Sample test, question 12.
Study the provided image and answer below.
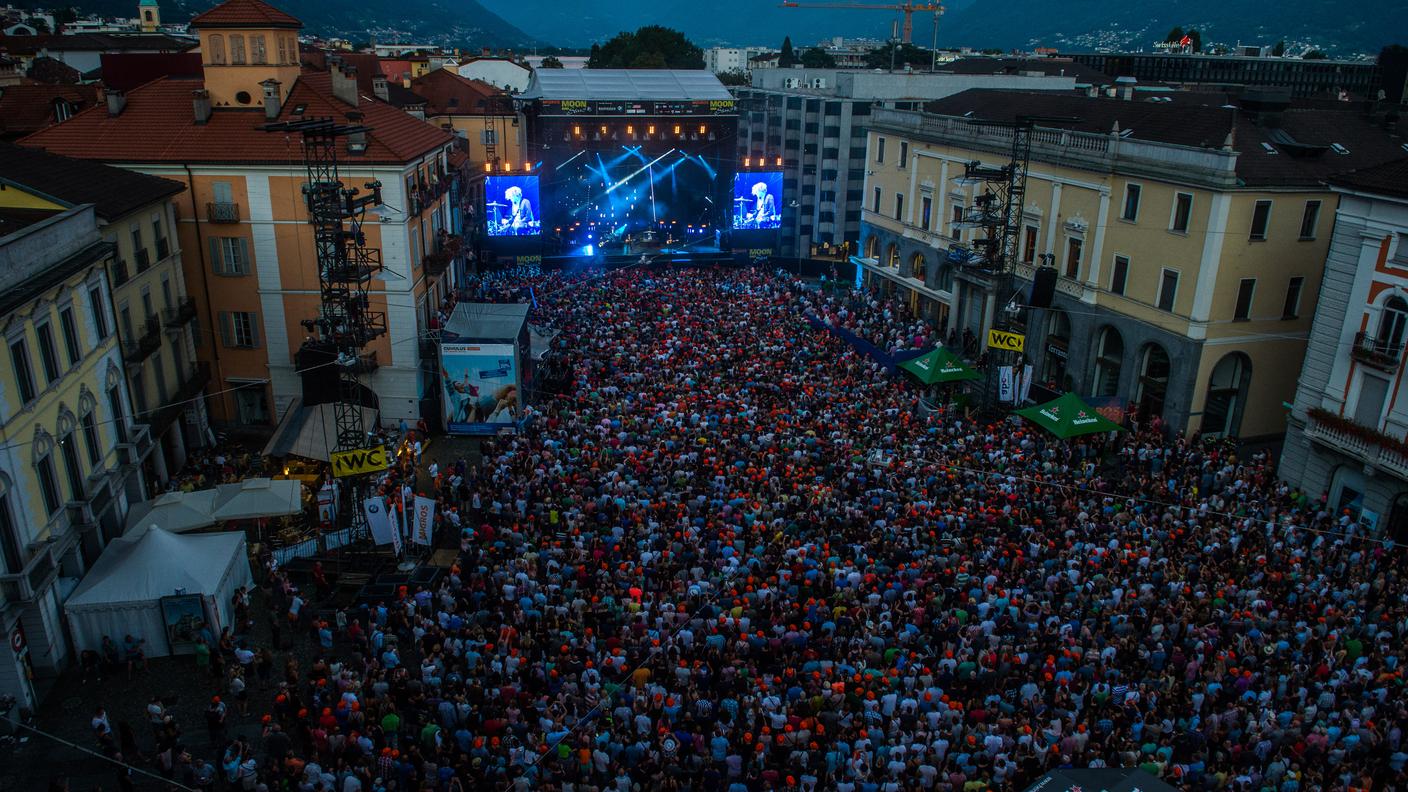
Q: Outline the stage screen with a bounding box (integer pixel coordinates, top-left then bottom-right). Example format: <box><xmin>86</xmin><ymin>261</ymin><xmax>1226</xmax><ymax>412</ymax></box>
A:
<box><xmin>441</xmin><ymin>343</ymin><xmax>521</xmax><ymax>433</ymax></box>
<box><xmin>485</xmin><ymin>175</ymin><xmax>541</xmax><ymax>237</ymax></box>
<box><xmin>731</xmin><ymin>171</ymin><xmax>783</xmax><ymax>230</ymax></box>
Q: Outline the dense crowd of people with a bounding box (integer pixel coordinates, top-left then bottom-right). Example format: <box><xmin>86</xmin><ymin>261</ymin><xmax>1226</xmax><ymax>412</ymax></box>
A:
<box><xmin>78</xmin><ymin>265</ymin><xmax>1407</xmax><ymax>792</ymax></box>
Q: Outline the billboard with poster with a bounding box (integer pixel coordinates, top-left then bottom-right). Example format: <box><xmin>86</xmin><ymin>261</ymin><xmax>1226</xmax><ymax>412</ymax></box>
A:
<box><xmin>441</xmin><ymin>342</ymin><xmax>521</xmax><ymax>434</ymax></box>
<box><xmin>485</xmin><ymin>175</ymin><xmax>541</xmax><ymax>237</ymax></box>
<box><xmin>731</xmin><ymin>171</ymin><xmax>783</xmax><ymax>230</ymax></box>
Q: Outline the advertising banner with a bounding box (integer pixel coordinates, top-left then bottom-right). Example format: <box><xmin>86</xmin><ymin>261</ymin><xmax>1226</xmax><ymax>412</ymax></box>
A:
<box><xmin>330</xmin><ymin>445</ymin><xmax>389</xmax><ymax>477</ymax></box>
<box><xmin>363</xmin><ymin>496</ymin><xmax>395</xmax><ymax>546</ymax></box>
<box><xmin>411</xmin><ymin>495</ymin><xmax>436</xmax><ymax>546</ymax></box>
<box><xmin>998</xmin><ymin>366</ymin><xmax>1015</xmax><ymax>402</ymax></box>
<box><xmin>441</xmin><ymin>343</ymin><xmax>520</xmax><ymax>434</ymax></box>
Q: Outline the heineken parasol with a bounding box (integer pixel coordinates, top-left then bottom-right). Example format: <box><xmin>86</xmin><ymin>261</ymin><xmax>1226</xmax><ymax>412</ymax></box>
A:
<box><xmin>898</xmin><ymin>347</ymin><xmax>980</xmax><ymax>385</ymax></box>
<box><xmin>1014</xmin><ymin>392</ymin><xmax>1125</xmax><ymax>438</ymax></box>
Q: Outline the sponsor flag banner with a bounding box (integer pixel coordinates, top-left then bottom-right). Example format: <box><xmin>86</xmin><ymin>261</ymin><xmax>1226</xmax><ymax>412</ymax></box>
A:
<box><xmin>412</xmin><ymin>496</ymin><xmax>436</xmax><ymax>546</ymax></box>
<box><xmin>998</xmin><ymin>366</ymin><xmax>1015</xmax><ymax>402</ymax></box>
<box><xmin>363</xmin><ymin>497</ymin><xmax>394</xmax><ymax>546</ymax></box>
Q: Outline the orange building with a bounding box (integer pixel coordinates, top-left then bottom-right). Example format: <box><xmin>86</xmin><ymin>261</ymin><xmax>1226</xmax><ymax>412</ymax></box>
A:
<box><xmin>23</xmin><ymin>0</ymin><xmax>466</xmax><ymax>429</ymax></box>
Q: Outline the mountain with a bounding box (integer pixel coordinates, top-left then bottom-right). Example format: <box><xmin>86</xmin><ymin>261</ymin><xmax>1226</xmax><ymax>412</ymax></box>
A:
<box><xmin>481</xmin><ymin>0</ymin><xmax>1401</xmax><ymax>56</ymax></box>
<box><xmin>20</xmin><ymin>0</ymin><xmax>540</xmax><ymax>48</ymax></box>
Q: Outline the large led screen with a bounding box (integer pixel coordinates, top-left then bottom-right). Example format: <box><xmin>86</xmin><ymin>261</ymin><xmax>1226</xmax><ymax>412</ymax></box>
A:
<box><xmin>731</xmin><ymin>171</ymin><xmax>783</xmax><ymax>230</ymax></box>
<box><xmin>441</xmin><ymin>343</ymin><xmax>521</xmax><ymax>433</ymax></box>
<box><xmin>485</xmin><ymin>175</ymin><xmax>541</xmax><ymax>237</ymax></box>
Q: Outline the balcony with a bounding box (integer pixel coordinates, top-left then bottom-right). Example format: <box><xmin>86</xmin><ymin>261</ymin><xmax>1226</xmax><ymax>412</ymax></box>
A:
<box><xmin>135</xmin><ymin>247</ymin><xmax>151</xmax><ymax>273</ymax></box>
<box><xmin>163</xmin><ymin>296</ymin><xmax>198</xmax><ymax>329</ymax></box>
<box><xmin>0</xmin><ymin>527</ymin><xmax>70</xmax><ymax>606</ymax></box>
<box><xmin>116</xmin><ymin>422</ymin><xmax>154</xmax><ymax>468</ymax></box>
<box><xmin>146</xmin><ymin>362</ymin><xmax>211</xmax><ymax>436</ymax></box>
<box><xmin>1305</xmin><ymin>407</ymin><xmax>1408</xmax><ymax>482</ymax></box>
<box><xmin>1351</xmin><ymin>331</ymin><xmax>1402</xmax><ymax>372</ymax></box>
<box><xmin>122</xmin><ymin>316</ymin><xmax>162</xmax><ymax>364</ymax></box>
<box><xmin>207</xmin><ymin>201</ymin><xmax>241</xmax><ymax>224</ymax></box>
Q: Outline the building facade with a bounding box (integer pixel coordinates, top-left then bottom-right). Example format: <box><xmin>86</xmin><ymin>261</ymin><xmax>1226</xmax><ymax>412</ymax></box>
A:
<box><xmin>1279</xmin><ymin>160</ymin><xmax>1408</xmax><ymax>538</ymax></box>
<box><xmin>704</xmin><ymin>47</ymin><xmax>776</xmax><ymax>75</ymax></box>
<box><xmin>0</xmin><ymin>205</ymin><xmax>135</xmax><ymax>712</ymax></box>
<box><xmin>23</xmin><ymin>0</ymin><xmax>463</xmax><ymax>431</ymax></box>
<box><xmin>1067</xmin><ymin>51</ymin><xmax>1385</xmax><ymax>99</ymax></box>
<box><xmin>734</xmin><ymin>68</ymin><xmax>1079</xmax><ymax>257</ymax></box>
<box><xmin>858</xmin><ymin>90</ymin><xmax>1408</xmax><ymax>440</ymax></box>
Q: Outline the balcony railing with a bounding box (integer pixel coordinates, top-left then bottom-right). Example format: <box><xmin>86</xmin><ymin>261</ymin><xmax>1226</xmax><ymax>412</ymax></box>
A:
<box><xmin>122</xmin><ymin>316</ymin><xmax>163</xmax><ymax>363</ymax></box>
<box><xmin>207</xmin><ymin>201</ymin><xmax>241</xmax><ymax>224</ymax></box>
<box><xmin>1305</xmin><ymin>408</ymin><xmax>1408</xmax><ymax>482</ymax></box>
<box><xmin>1351</xmin><ymin>331</ymin><xmax>1403</xmax><ymax>372</ymax></box>
<box><xmin>163</xmin><ymin>296</ymin><xmax>198</xmax><ymax>329</ymax></box>
<box><xmin>146</xmin><ymin>362</ymin><xmax>211</xmax><ymax>436</ymax></box>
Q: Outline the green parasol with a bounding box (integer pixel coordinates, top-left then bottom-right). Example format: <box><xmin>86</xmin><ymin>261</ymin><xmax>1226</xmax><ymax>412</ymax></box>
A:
<box><xmin>1014</xmin><ymin>392</ymin><xmax>1126</xmax><ymax>438</ymax></box>
<box><xmin>898</xmin><ymin>347</ymin><xmax>981</xmax><ymax>385</ymax></box>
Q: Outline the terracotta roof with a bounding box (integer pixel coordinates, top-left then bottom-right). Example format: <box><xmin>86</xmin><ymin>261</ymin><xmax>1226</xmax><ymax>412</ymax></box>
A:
<box><xmin>0</xmin><ymin>142</ymin><xmax>184</xmax><ymax>220</ymax></box>
<box><xmin>411</xmin><ymin>69</ymin><xmax>510</xmax><ymax>116</ymax></box>
<box><xmin>0</xmin><ymin>34</ymin><xmax>51</xmax><ymax>58</ymax></box>
<box><xmin>0</xmin><ymin>83</ymin><xmax>99</xmax><ymax>140</ymax></box>
<box><xmin>20</xmin><ymin>72</ymin><xmax>452</xmax><ymax>165</ymax></box>
<box><xmin>39</xmin><ymin>33</ymin><xmax>195</xmax><ymax>52</ymax></box>
<box><xmin>1330</xmin><ymin>157</ymin><xmax>1408</xmax><ymax>200</ymax></box>
<box><xmin>26</xmin><ymin>55</ymin><xmax>81</xmax><ymax>85</ymax></box>
<box><xmin>189</xmin><ymin>0</ymin><xmax>302</xmax><ymax>30</ymax></box>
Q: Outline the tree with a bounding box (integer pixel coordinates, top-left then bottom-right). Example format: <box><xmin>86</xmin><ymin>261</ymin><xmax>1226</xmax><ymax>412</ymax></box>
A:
<box><xmin>23</xmin><ymin>16</ymin><xmax>51</xmax><ymax>34</ymax></box>
<box><xmin>779</xmin><ymin>36</ymin><xmax>797</xmax><ymax>68</ymax></box>
<box><xmin>800</xmin><ymin>47</ymin><xmax>836</xmax><ymax>68</ymax></box>
<box><xmin>1380</xmin><ymin>44</ymin><xmax>1408</xmax><ymax>103</ymax></box>
<box><xmin>1187</xmin><ymin>29</ymin><xmax>1202</xmax><ymax>52</ymax></box>
<box><xmin>865</xmin><ymin>42</ymin><xmax>931</xmax><ymax>70</ymax></box>
<box><xmin>539</xmin><ymin>55</ymin><xmax>565</xmax><ymax>69</ymax></box>
<box><xmin>717</xmin><ymin>69</ymin><xmax>751</xmax><ymax>86</ymax></box>
<box><xmin>1305</xmin><ymin>49</ymin><xmax>1328</xmax><ymax>60</ymax></box>
<box><xmin>1165</xmin><ymin>26</ymin><xmax>1184</xmax><ymax>43</ymax></box>
<box><xmin>1273</xmin><ymin>40</ymin><xmax>1286</xmax><ymax>56</ymax></box>
<box><xmin>586</xmin><ymin>26</ymin><xmax>704</xmax><ymax>69</ymax></box>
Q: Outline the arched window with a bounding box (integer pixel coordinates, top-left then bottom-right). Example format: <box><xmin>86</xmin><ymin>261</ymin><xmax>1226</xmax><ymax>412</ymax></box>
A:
<box><xmin>1377</xmin><ymin>296</ymin><xmax>1408</xmax><ymax>352</ymax></box>
<box><xmin>1042</xmin><ymin>309</ymin><xmax>1071</xmax><ymax>387</ymax></box>
<box><xmin>209</xmin><ymin>34</ymin><xmax>226</xmax><ymax>65</ymax></box>
<box><xmin>145</xmin><ymin>9</ymin><xmax>153</xmax><ymax>21</ymax></box>
<box><xmin>31</xmin><ymin>427</ymin><xmax>61</xmax><ymax>517</ymax></box>
<box><xmin>1092</xmin><ymin>326</ymin><xmax>1124</xmax><ymax>397</ymax></box>
<box><xmin>910</xmin><ymin>252</ymin><xmax>927</xmax><ymax>282</ymax></box>
<box><xmin>936</xmin><ymin>265</ymin><xmax>953</xmax><ymax>293</ymax></box>
<box><xmin>1203</xmin><ymin>353</ymin><xmax>1251</xmax><ymax>438</ymax></box>
<box><xmin>864</xmin><ymin>236</ymin><xmax>879</xmax><ymax>259</ymax></box>
<box><xmin>79</xmin><ymin>386</ymin><xmax>101</xmax><ymax>467</ymax></box>
<box><xmin>886</xmin><ymin>244</ymin><xmax>899</xmax><ymax>269</ymax></box>
<box><xmin>0</xmin><ymin>471</ymin><xmax>22</xmax><ymax>575</ymax></box>
<box><xmin>1136</xmin><ymin>344</ymin><xmax>1171</xmax><ymax>423</ymax></box>
<box><xmin>230</xmin><ymin>34</ymin><xmax>246</xmax><ymax>65</ymax></box>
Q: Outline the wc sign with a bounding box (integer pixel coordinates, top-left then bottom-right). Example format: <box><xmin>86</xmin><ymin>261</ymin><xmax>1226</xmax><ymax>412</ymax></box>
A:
<box><xmin>331</xmin><ymin>445</ymin><xmax>390</xmax><ymax>477</ymax></box>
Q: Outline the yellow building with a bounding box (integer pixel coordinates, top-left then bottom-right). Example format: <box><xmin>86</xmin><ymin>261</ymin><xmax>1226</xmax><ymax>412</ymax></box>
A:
<box><xmin>858</xmin><ymin>89</ymin><xmax>1408</xmax><ymax>439</ymax></box>
<box><xmin>0</xmin><ymin>204</ymin><xmax>131</xmax><ymax>711</ymax></box>
<box><xmin>400</xmin><ymin>68</ymin><xmax>524</xmax><ymax>170</ymax></box>
<box><xmin>0</xmin><ymin>144</ymin><xmax>209</xmax><ymax>492</ymax></box>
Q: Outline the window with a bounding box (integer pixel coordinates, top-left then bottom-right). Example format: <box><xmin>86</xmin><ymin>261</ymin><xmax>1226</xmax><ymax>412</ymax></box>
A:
<box><xmin>153</xmin><ymin>215</ymin><xmax>169</xmax><ymax>260</ymax></box>
<box><xmin>82</xmin><ymin>410</ymin><xmax>100</xmax><ymax>467</ymax></box>
<box><xmin>480</xmin><ymin>129</ymin><xmax>498</xmax><ymax>145</ymax></box>
<box><xmin>220</xmin><ymin>311</ymin><xmax>260</xmax><ymax>348</ymax></box>
<box><xmin>1136</xmin><ymin>345</ymin><xmax>1171</xmax><ymax>421</ymax></box>
<box><xmin>37</xmin><ymin>323</ymin><xmax>60</xmax><ymax>383</ymax></box>
<box><xmin>1378</xmin><ymin>297</ymin><xmax>1408</xmax><ymax>352</ymax></box>
<box><xmin>1121</xmin><ymin>184</ymin><xmax>1141</xmax><ymax>221</ymax></box>
<box><xmin>910</xmin><ymin>253</ymin><xmax>927</xmax><ymax>282</ymax></box>
<box><xmin>1171</xmin><ymin>192</ymin><xmax>1193</xmax><ymax>233</ymax></box>
<box><xmin>876</xmin><ymin>137</ymin><xmax>885</xmax><ymax>164</ymax></box>
<box><xmin>1250</xmin><ymin>200</ymin><xmax>1272</xmax><ymax>240</ymax></box>
<box><xmin>1158</xmin><ymin>269</ymin><xmax>1179</xmax><ymax>312</ymax></box>
<box><xmin>108</xmin><ymin>385</ymin><xmax>127</xmax><ymax>445</ymax></box>
<box><xmin>37</xmin><ymin>456</ymin><xmax>61</xmax><ymax>516</ymax></box>
<box><xmin>60</xmin><ymin>307</ymin><xmax>81</xmax><ymax>365</ymax></box>
<box><xmin>1110</xmin><ymin>255</ymin><xmax>1129</xmax><ymax>295</ymax></box>
<box><xmin>61</xmin><ymin>432</ymin><xmax>84</xmax><ymax>501</ymax></box>
<box><xmin>210</xmin><ymin>237</ymin><xmax>250</xmax><ymax>276</ymax></box>
<box><xmin>276</xmin><ymin>34</ymin><xmax>289</xmax><ymax>65</ymax></box>
<box><xmin>872</xmin><ymin>187</ymin><xmax>881</xmax><ymax>213</ymax></box>
<box><xmin>90</xmin><ymin>286</ymin><xmax>109</xmax><ymax>338</ymax></box>
<box><xmin>1283</xmin><ymin>277</ymin><xmax>1304</xmax><ymax>319</ymax></box>
<box><xmin>1064</xmin><ymin>237</ymin><xmax>1082</xmax><ymax>279</ymax></box>
<box><xmin>1092</xmin><ymin>327</ymin><xmax>1124</xmax><ymax>397</ymax></box>
<box><xmin>951</xmin><ymin>204</ymin><xmax>964</xmax><ymax>236</ymax></box>
<box><xmin>894</xmin><ymin>193</ymin><xmax>904</xmax><ymax>221</ymax></box>
<box><xmin>1299</xmin><ymin>200</ymin><xmax>1321</xmax><ymax>240</ymax></box>
<box><xmin>898</xmin><ymin>141</ymin><xmax>908</xmax><ymax>167</ymax></box>
<box><xmin>1023</xmin><ymin>226</ymin><xmax>1039</xmax><ymax>264</ymax></box>
<box><xmin>209</xmin><ymin>34</ymin><xmax>226</xmax><ymax>65</ymax></box>
<box><xmin>1203</xmin><ymin>354</ymin><xmax>1250</xmax><ymax>437</ymax></box>
<box><xmin>0</xmin><ymin>490</ymin><xmax>22</xmax><ymax>574</ymax></box>
<box><xmin>1234</xmin><ymin>278</ymin><xmax>1255</xmax><ymax>320</ymax></box>
<box><xmin>230</xmin><ymin>34</ymin><xmax>246</xmax><ymax>64</ymax></box>
<box><xmin>131</xmin><ymin>224</ymin><xmax>146</xmax><ymax>271</ymax></box>
<box><xmin>132</xmin><ymin>375</ymin><xmax>146</xmax><ymax>413</ymax></box>
<box><xmin>10</xmin><ymin>338</ymin><xmax>35</xmax><ymax>404</ymax></box>
<box><xmin>920</xmin><ymin>196</ymin><xmax>932</xmax><ymax>231</ymax></box>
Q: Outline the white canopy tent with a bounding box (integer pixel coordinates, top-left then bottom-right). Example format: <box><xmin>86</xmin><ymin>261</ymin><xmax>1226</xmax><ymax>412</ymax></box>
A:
<box><xmin>65</xmin><ymin>528</ymin><xmax>254</xmax><ymax>657</ymax></box>
<box><xmin>212</xmin><ymin>478</ymin><xmax>303</xmax><ymax>522</ymax></box>
<box><xmin>123</xmin><ymin>490</ymin><xmax>220</xmax><ymax>535</ymax></box>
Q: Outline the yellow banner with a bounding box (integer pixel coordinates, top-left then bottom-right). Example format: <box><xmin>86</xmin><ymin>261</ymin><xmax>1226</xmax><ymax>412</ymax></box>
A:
<box><xmin>987</xmin><ymin>329</ymin><xmax>1026</xmax><ymax>353</ymax></box>
<box><xmin>330</xmin><ymin>445</ymin><xmax>390</xmax><ymax>478</ymax></box>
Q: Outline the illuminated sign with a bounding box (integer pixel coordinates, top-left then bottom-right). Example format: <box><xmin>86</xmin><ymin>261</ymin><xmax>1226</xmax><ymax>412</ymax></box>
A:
<box><xmin>987</xmin><ymin>329</ymin><xmax>1025</xmax><ymax>352</ymax></box>
<box><xmin>331</xmin><ymin>445</ymin><xmax>390</xmax><ymax>477</ymax></box>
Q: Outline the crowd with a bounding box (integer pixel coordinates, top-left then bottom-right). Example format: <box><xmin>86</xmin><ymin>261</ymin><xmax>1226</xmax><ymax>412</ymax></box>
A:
<box><xmin>77</xmin><ymin>265</ymin><xmax>1407</xmax><ymax>792</ymax></box>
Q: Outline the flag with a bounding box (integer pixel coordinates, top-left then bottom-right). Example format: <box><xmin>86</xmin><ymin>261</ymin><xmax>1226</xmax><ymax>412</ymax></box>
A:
<box><xmin>998</xmin><ymin>366</ymin><xmax>1015</xmax><ymax>402</ymax></box>
<box><xmin>363</xmin><ymin>497</ymin><xmax>394</xmax><ymax>546</ymax></box>
<box><xmin>412</xmin><ymin>496</ymin><xmax>436</xmax><ymax>546</ymax></box>
<box><xmin>1019</xmin><ymin>363</ymin><xmax>1034</xmax><ymax>403</ymax></box>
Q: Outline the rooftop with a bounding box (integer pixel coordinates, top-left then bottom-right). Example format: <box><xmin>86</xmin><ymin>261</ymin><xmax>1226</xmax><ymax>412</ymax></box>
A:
<box><xmin>38</xmin><ymin>33</ymin><xmax>195</xmax><ymax>52</ymax></box>
<box><xmin>0</xmin><ymin>206</ymin><xmax>61</xmax><ymax>237</ymax></box>
<box><xmin>0</xmin><ymin>83</ymin><xmax>99</xmax><ymax>140</ymax></box>
<box><xmin>521</xmin><ymin>69</ymin><xmax>732</xmax><ymax>102</ymax></box>
<box><xmin>0</xmin><ymin>142</ymin><xmax>185</xmax><ymax>220</ymax></box>
<box><xmin>189</xmin><ymin>0</ymin><xmax>302</xmax><ymax>30</ymax></box>
<box><xmin>1330</xmin><ymin>157</ymin><xmax>1408</xmax><ymax>200</ymax></box>
<box><xmin>410</xmin><ymin>69</ymin><xmax>511</xmax><ymax>116</ymax></box>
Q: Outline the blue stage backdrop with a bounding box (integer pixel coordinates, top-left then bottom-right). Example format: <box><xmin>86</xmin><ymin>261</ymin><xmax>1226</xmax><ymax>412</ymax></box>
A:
<box><xmin>731</xmin><ymin>172</ymin><xmax>783</xmax><ymax>230</ymax></box>
<box><xmin>486</xmin><ymin>175</ymin><xmax>542</xmax><ymax>237</ymax></box>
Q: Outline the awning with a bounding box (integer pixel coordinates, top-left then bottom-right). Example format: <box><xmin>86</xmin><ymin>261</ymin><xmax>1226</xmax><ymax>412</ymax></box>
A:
<box><xmin>261</xmin><ymin>399</ymin><xmax>380</xmax><ymax>462</ymax></box>
<box><xmin>1015</xmin><ymin>391</ymin><xmax>1125</xmax><ymax>438</ymax></box>
<box><xmin>211</xmin><ymin>478</ymin><xmax>304</xmax><ymax>521</ymax></box>
<box><xmin>1022</xmin><ymin>768</ymin><xmax>1178</xmax><ymax>792</ymax></box>
<box><xmin>898</xmin><ymin>346</ymin><xmax>980</xmax><ymax>384</ymax></box>
<box><xmin>123</xmin><ymin>489</ymin><xmax>219</xmax><ymax>535</ymax></box>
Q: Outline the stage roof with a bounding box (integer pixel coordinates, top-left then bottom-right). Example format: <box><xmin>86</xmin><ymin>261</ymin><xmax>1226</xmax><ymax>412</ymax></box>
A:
<box><xmin>521</xmin><ymin>69</ymin><xmax>732</xmax><ymax>102</ymax></box>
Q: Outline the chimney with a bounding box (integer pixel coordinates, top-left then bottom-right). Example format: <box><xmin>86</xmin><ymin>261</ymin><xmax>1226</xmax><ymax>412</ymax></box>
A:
<box><xmin>372</xmin><ymin>73</ymin><xmax>389</xmax><ymax>102</ymax></box>
<box><xmin>1086</xmin><ymin>85</ymin><xmax>1098</xmax><ymax>98</ymax></box>
<box><xmin>106</xmin><ymin>88</ymin><xmax>126</xmax><ymax>116</ymax></box>
<box><xmin>345</xmin><ymin>111</ymin><xmax>367</xmax><ymax>154</ymax></box>
<box><xmin>192</xmin><ymin>88</ymin><xmax>212</xmax><ymax>124</ymax></box>
<box><xmin>261</xmin><ymin>79</ymin><xmax>282</xmax><ymax>120</ymax></box>
<box><xmin>331</xmin><ymin>62</ymin><xmax>359</xmax><ymax>107</ymax></box>
<box><xmin>1116</xmin><ymin>75</ymin><xmax>1137</xmax><ymax>101</ymax></box>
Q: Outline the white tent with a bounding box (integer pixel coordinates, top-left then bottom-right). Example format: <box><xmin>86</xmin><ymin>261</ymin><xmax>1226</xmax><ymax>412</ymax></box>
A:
<box><xmin>123</xmin><ymin>490</ymin><xmax>220</xmax><ymax>535</ymax></box>
<box><xmin>212</xmin><ymin>478</ymin><xmax>304</xmax><ymax>522</ymax></box>
<box><xmin>65</xmin><ymin>528</ymin><xmax>254</xmax><ymax>657</ymax></box>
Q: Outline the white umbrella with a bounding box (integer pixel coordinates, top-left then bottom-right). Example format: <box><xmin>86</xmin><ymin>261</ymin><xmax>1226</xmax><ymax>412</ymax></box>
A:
<box><xmin>123</xmin><ymin>490</ymin><xmax>220</xmax><ymax>535</ymax></box>
<box><xmin>212</xmin><ymin>478</ymin><xmax>304</xmax><ymax>522</ymax></box>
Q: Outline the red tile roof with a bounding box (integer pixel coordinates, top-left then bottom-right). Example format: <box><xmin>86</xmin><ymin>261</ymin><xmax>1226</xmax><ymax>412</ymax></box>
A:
<box><xmin>20</xmin><ymin>72</ymin><xmax>452</xmax><ymax>165</ymax></box>
<box><xmin>410</xmin><ymin>69</ymin><xmax>512</xmax><ymax>116</ymax></box>
<box><xmin>0</xmin><ymin>83</ymin><xmax>99</xmax><ymax>140</ymax></box>
<box><xmin>189</xmin><ymin>0</ymin><xmax>301</xmax><ymax>29</ymax></box>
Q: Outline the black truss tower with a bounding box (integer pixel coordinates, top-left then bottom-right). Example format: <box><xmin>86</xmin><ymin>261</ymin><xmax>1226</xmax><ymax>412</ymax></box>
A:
<box><xmin>266</xmin><ymin>118</ymin><xmax>385</xmax><ymax>538</ymax></box>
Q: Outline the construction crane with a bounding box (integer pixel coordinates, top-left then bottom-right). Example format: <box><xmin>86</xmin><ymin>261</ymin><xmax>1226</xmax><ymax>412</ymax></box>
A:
<box><xmin>778</xmin><ymin>1</ymin><xmax>942</xmax><ymax>44</ymax></box>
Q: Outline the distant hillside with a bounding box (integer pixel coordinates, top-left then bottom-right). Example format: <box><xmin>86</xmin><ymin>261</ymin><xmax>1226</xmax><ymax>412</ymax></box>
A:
<box><xmin>15</xmin><ymin>0</ymin><xmax>540</xmax><ymax>49</ymax></box>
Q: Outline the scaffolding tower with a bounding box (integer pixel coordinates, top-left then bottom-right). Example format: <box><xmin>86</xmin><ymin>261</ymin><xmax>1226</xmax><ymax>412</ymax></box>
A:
<box><xmin>265</xmin><ymin>117</ymin><xmax>386</xmax><ymax>539</ymax></box>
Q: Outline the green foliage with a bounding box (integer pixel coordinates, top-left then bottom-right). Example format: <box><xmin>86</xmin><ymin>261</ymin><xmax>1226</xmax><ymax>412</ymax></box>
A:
<box><xmin>1187</xmin><ymin>29</ymin><xmax>1202</xmax><ymax>52</ymax></box>
<box><xmin>1305</xmin><ymin>49</ymin><xmax>1328</xmax><ymax>59</ymax></box>
<box><xmin>1273</xmin><ymin>40</ymin><xmax>1286</xmax><ymax>56</ymax></box>
<box><xmin>539</xmin><ymin>55</ymin><xmax>565</xmax><ymax>69</ymax></box>
<box><xmin>587</xmin><ymin>25</ymin><xmax>705</xmax><ymax>69</ymax></box>
<box><xmin>779</xmin><ymin>36</ymin><xmax>797</xmax><ymax>68</ymax></box>
<box><xmin>799</xmin><ymin>47</ymin><xmax>836</xmax><ymax>68</ymax></box>
<box><xmin>1165</xmin><ymin>26</ymin><xmax>1184</xmax><ymax>43</ymax></box>
<box><xmin>865</xmin><ymin>42</ymin><xmax>931</xmax><ymax>70</ymax></box>
<box><xmin>716</xmin><ymin>69</ymin><xmax>751</xmax><ymax>86</ymax></box>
